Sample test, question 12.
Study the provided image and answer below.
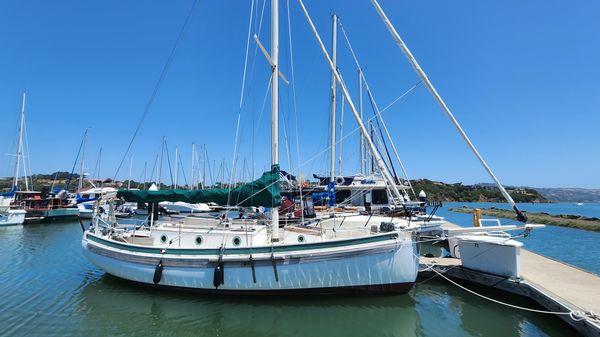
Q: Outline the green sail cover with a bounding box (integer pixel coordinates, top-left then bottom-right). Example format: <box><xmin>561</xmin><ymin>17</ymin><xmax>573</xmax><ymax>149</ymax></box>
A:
<box><xmin>117</xmin><ymin>167</ymin><xmax>281</xmax><ymax>207</ymax></box>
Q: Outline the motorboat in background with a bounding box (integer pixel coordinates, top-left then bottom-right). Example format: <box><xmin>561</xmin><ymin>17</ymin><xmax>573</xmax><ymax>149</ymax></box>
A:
<box><xmin>0</xmin><ymin>208</ymin><xmax>26</xmax><ymax>227</ymax></box>
<box><xmin>0</xmin><ymin>195</ymin><xmax>26</xmax><ymax>226</ymax></box>
<box><xmin>76</xmin><ymin>187</ymin><xmax>117</xmax><ymax>219</ymax></box>
<box><xmin>15</xmin><ymin>191</ymin><xmax>79</xmax><ymax>223</ymax></box>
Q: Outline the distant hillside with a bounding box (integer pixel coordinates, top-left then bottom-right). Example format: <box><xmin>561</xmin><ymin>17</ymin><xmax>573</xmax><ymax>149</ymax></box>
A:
<box><xmin>536</xmin><ymin>188</ymin><xmax>600</xmax><ymax>203</ymax></box>
<box><xmin>411</xmin><ymin>179</ymin><xmax>549</xmax><ymax>203</ymax></box>
<box><xmin>0</xmin><ymin>171</ymin><xmax>81</xmax><ymax>192</ymax></box>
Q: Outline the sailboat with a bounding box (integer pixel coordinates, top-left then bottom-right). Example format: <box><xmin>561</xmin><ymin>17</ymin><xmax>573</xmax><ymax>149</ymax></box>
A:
<box><xmin>1</xmin><ymin>93</ymin><xmax>28</xmax><ymax>227</ymax></box>
<box><xmin>81</xmin><ymin>0</ymin><xmax>423</xmax><ymax>294</ymax></box>
<box><xmin>6</xmin><ymin>95</ymin><xmax>80</xmax><ymax>223</ymax></box>
<box><xmin>82</xmin><ymin>0</ymin><xmax>532</xmax><ymax>294</ymax></box>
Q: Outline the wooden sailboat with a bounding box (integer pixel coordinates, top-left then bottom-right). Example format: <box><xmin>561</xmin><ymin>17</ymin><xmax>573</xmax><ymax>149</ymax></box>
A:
<box><xmin>81</xmin><ymin>0</ymin><xmax>421</xmax><ymax>295</ymax></box>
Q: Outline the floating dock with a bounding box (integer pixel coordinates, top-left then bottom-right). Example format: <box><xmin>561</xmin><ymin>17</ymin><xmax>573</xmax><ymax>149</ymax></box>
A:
<box><xmin>419</xmin><ymin>221</ymin><xmax>600</xmax><ymax>336</ymax></box>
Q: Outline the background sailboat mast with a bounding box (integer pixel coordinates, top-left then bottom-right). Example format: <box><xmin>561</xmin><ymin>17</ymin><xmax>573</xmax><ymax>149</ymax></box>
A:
<box><xmin>190</xmin><ymin>143</ymin><xmax>195</xmax><ymax>190</ymax></box>
<box><xmin>202</xmin><ymin>144</ymin><xmax>206</xmax><ymax>188</ymax></box>
<box><xmin>358</xmin><ymin>70</ymin><xmax>365</xmax><ymax>175</ymax></box>
<box><xmin>329</xmin><ymin>13</ymin><xmax>338</xmax><ymax>184</ymax></box>
<box><xmin>13</xmin><ymin>92</ymin><xmax>26</xmax><ymax>190</ymax></box>
<box><xmin>174</xmin><ymin>146</ymin><xmax>179</xmax><ymax>189</ymax></box>
<box><xmin>127</xmin><ymin>154</ymin><xmax>133</xmax><ymax>190</ymax></box>
<box><xmin>158</xmin><ymin>137</ymin><xmax>165</xmax><ymax>189</ymax></box>
<box><xmin>142</xmin><ymin>161</ymin><xmax>147</xmax><ymax>190</ymax></box>
<box><xmin>297</xmin><ymin>0</ymin><xmax>404</xmax><ymax>203</ymax></box>
<box><xmin>270</xmin><ymin>0</ymin><xmax>279</xmax><ymax>241</ymax></box>
<box><xmin>370</xmin><ymin>0</ymin><xmax>526</xmax><ymax>221</ymax></box>
<box><xmin>78</xmin><ymin>130</ymin><xmax>87</xmax><ymax>190</ymax></box>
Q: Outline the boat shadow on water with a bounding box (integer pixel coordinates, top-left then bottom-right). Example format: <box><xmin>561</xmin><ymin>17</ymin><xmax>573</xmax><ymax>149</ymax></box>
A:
<box><xmin>78</xmin><ymin>273</ymin><xmax>420</xmax><ymax>337</ymax></box>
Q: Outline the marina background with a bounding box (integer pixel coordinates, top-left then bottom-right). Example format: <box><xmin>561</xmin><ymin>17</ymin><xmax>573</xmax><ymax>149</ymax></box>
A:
<box><xmin>2</xmin><ymin>202</ymin><xmax>597</xmax><ymax>336</ymax></box>
<box><xmin>1</xmin><ymin>0</ymin><xmax>599</xmax><ymax>188</ymax></box>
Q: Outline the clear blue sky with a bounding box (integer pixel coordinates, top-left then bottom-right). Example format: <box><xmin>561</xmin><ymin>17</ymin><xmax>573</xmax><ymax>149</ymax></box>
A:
<box><xmin>1</xmin><ymin>0</ymin><xmax>599</xmax><ymax>188</ymax></box>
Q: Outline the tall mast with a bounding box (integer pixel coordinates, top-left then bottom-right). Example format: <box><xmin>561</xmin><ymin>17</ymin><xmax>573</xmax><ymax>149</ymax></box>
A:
<box><xmin>142</xmin><ymin>161</ymin><xmax>147</xmax><ymax>190</ymax></box>
<box><xmin>270</xmin><ymin>0</ymin><xmax>280</xmax><ymax>241</ymax></box>
<box><xmin>202</xmin><ymin>144</ymin><xmax>206</xmax><ymax>189</ymax></box>
<box><xmin>78</xmin><ymin>130</ymin><xmax>87</xmax><ymax>190</ymax></box>
<box><xmin>338</xmin><ymin>97</ymin><xmax>344</xmax><ymax>176</ymax></box>
<box><xmin>174</xmin><ymin>146</ymin><xmax>179</xmax><ymax>189</ymax></box>
<box><xmin>369</xmin><ymin>121</ymin><xmax>375</xmax><ymax>174</ymax></box>
<box><xmin>13</xmin><ymin>92</ymin><xmax>26</xmax><ymax>189</ymax></box>
<box><xmin>329</xmin><ymin>13</ymin><xmax>338</xmax><ymax>183</ymax></box>
<box><xmin>127</xmin><ymin>153</ymin><xmax>133</xmax><ymax>190</ymax></box>
<box><xmin>370</xmin><ymin>0</ymin><xmax>526</xmax><ymax>221</ymax></box>
<box><xmin>96</xmin><ymin>147</ymin><xmax>103</xmax><ymax>184</ymax></box>
<box><xmin>190</xmin><ymin>143</ymin><xmax>196</xmax><ymax>190</ymax></box>
<box><xmin>158</xmin><ymin>137</ymin><xmax>165</xmax><ymax>189</ymax></box>
<box><xmin>358</xmin><ymin>69</ymin><xmax>365</xmax><ymax>174</ymax></box>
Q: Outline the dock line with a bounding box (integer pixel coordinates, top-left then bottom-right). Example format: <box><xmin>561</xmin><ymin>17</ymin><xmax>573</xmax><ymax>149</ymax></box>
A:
<box><xmin>421</xmin><ymin>259</ymin><xmax>598</xmax><ymax>323</ymax></box>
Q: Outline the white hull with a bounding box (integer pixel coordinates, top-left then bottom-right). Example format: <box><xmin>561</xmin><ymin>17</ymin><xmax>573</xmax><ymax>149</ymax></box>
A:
<box><xmin>82</xmin><ymin>232</ymin><xmax>418</xmax><ymax>294</ymax></box>
<box><xmin>78</xmin><ymin>203</ymin><xmax>94</xmax><ymax>219</ymax></box>
<box><xmin>0</xmin><ymin>209</ymin><xmax>26</xmax><ymax>226</ymax></box>
<box><xmin>160</xmin><ymin>201</ymin><xmax>211</xmax><ymax>213</ymax></box>
<box><xmin>79</xmin><ymin>210</ymin><xmax>93</xmax><ymax>219</ymax></box>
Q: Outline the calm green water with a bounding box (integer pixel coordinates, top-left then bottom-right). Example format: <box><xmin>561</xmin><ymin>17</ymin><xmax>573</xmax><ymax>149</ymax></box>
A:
<box><xmin>1</xmin><ymin>221</ymin><xmax>576</xmax><ymax>337</ymax></box>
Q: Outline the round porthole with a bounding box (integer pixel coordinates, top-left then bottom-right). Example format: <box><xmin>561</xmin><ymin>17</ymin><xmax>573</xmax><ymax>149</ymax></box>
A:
<box><xmin>297</xmin><ymin>235</ymin><xmax>305</xmax><ymax>243</ymax></box>
<box><xmin>195</xmin><ymin>236</ymin><xmax>203</xmax><ymax>245</ymax></box>
<box><xmin>232</xmin><ymin>236</ymin><xmax>242</xmax><ymax>246</ymax></box>
<box><xmin>160</xmin><ymin>235</ymin><xmax>168</xmax><ymax>243</ymax></box>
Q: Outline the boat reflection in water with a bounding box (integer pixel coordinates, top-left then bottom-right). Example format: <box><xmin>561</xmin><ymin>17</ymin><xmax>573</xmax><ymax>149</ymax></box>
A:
<box><xmin>75</xmin><ymin>273</ymin><xmax>576</xmax><ymax>337</ymax></box>
<box><xmin>78</xmin><ymin>274</ymin><xmax>419</xmax><ymax>337</ymax></box>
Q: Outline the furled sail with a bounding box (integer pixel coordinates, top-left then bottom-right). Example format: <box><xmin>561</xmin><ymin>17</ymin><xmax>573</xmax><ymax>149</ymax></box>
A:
<box><xmin>116</xmin><ymin>166</ymin><xmax>281</xmax><ymax>207</ymax></box>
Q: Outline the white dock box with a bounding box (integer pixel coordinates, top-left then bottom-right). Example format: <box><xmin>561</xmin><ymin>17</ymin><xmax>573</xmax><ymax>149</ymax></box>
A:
<box><xmin>456</xmin><ymin>235</ymin><xmax>523</xmax><ymax>278</ymax></box>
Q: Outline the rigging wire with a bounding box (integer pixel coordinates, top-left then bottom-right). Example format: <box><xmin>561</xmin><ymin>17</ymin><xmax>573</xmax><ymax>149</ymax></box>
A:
<box><xmin>279</xmin><ymin>89</ymin><xmax>293</xmax><ymax>171</ymax></box>
<box><xmin>295</xmin><ymin>82</ymin><xmax>421</xmax><ymax>181</ymax></box>
<box><xmin>177</xmin><ymin>151</ymin><xmax>188</xmax><ymax>187</ymax></box>
<box><xmin>164</xmin><ymin>139</ymin><xmax>175</xmax><ymax>188</ymax></box>
<box><xmin>228</xmin><ymin>0</ymin><xmax>255</xmax><ymax>206</ymax></box>
<box><xmin>366</xmin><ymin>87</ymin><xmax>399</xmax><ymax>183</ymax></box>
<box><xmin>250</xmin><ymin>0</ymin><xmax>268</xmax><ymax>182</ymax></box>
<box><xmin>149</xmin><ymin>154</ymin><xmax>158</xmax><ymax>187</ymax></box>
<box><xmin>338</xmin><ymin>18</ymin><xmax>417</xmax><ymax>198</ymax></box>
<box><xmin>22</xmin><ymin>117</ymin><xmax>34</xmax><ymax>190</ymax></box>
<box><xmin>380</xmin><ymin>82</ymin><xmax>422</xmax><ymax>114</ymax></box>
<box><xmin>205</xmin><ymin>147</ymin><xmax>213</xmax><ymax>187</ymax></box>
<box><xmin>113</xmin><ymin>0</ymin><xmax>199</xmax><ymax>181</ymax></box>
<box><xmin>3</xmin><ymin>107</ymin><xmax>20</xmax><ymax>180</ymax></box>
<box><xmin>286</xmin><ymin>0</ymin><xmax>305</xmax><ymax>223</ymax></box>
<box><xmin>65</xmin><ymin>129</ymin><xmax>88</xmax><ymax>191</ymax></box>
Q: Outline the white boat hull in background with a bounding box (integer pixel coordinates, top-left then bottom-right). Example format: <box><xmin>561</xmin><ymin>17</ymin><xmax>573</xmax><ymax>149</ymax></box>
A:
<box><xmin>0</xmin><ymin>209</ymin><xmax>26</xmax><ymax>226</ymax></box>
<box><xmin>78</xmin><ymin>203</ymin><xmax>94</xmax><ymax>219</ymax></box>
<box><xmin>160</xmin><ymin>201</ymin><xmax>211</xmax><ymax>213</ymax></box>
